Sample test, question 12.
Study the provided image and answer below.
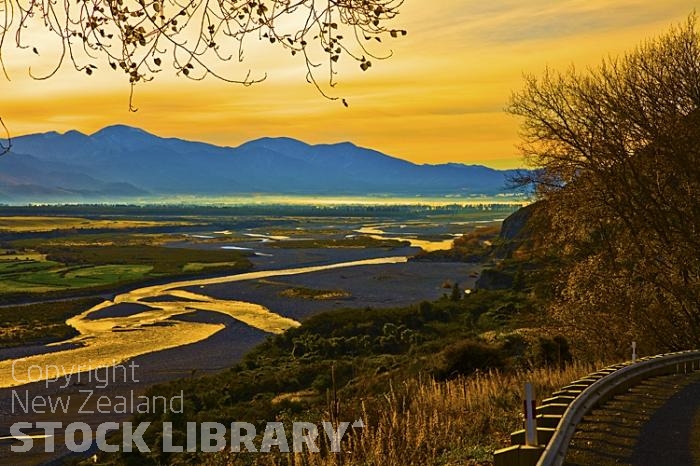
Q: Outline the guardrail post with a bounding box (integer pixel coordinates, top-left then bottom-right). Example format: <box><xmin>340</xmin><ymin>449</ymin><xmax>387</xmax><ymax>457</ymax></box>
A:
<box><xmin>525</xmin><ymin>382</ymin><xmax>538</xmax><ymax>446</ymax></box>
<box><xmin>632</xmin><ymin>341</ymin><xmax>637</xmax><ymax>362</ymax></box>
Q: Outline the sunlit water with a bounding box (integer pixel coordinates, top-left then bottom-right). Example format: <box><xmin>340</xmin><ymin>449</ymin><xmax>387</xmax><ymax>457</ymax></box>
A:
<box><xmin>355</xmin><ymin>226</ymin><xmax>458</xmax><ymax>252</ymax></box>
<box><xmin>0</xmin><ymin>256</ymin><xmax>408</xmax><ymax>388</ymax></box>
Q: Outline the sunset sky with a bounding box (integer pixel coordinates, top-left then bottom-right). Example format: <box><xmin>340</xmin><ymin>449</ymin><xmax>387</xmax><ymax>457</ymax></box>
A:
<box><xmin>1</xmin><ymin>0</ymin><xmax>697</xmax><ymax>168</ymax></box>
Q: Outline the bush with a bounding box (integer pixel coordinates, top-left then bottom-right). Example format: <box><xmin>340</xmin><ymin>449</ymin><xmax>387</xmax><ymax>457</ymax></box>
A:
<box><xmin>531</xmin><ymin>335</ymin><xmax>573</xmax><ymax>369</ymax></box>
<box><xmin>433</xmin><ymin>340</ymin><xmax>505</xmax><ymax>380</ymax></box>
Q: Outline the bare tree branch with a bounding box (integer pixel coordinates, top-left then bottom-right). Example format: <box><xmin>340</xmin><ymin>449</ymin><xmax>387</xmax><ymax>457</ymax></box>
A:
<box><xmin>0</xmin><ymin>117</ymin><xmax>10</xmax><ymax>156</ymax></box>
<box><xmin>0</xmin><ymin>0</ymin><xmax>406</xmax><ymax>109</ymax></box>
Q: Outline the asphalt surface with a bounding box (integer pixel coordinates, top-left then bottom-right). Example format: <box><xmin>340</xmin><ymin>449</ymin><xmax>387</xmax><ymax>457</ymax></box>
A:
<box><xmin>565</xmin><ymin>370</ymin><xmax>700</xmax><ymax>466</ymax></box>
<box><xmin>629</xmin><ymin>372</ymin><xmax>700</xmax><ymax>466</ymax></box>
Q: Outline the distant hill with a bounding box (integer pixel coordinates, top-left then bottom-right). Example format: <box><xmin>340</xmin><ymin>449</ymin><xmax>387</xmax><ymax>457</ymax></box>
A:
<box><xmin>0</xmin><ymin>125</ymin><xmax>520</xmax><ymax>202</ymax></box>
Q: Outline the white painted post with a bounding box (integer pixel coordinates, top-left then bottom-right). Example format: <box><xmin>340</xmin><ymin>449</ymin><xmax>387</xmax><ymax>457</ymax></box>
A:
<box><xmin>524</xmin><ymin>382</ymin><xmax>538</xmax><ymax>446</ymax></box>
<box><xmin>632</xmin><ymin>341</ymin><xmax>637</xmax><ymax>362</ymax></box>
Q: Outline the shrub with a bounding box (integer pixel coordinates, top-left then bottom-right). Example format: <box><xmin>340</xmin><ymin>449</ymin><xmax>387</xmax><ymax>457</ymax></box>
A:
<box><xmin>531</xmin><ymin>335</ymin><xmax>573</xmax><ymax>369</ymax></box>
<box><xmin>433</xmin><ymin>340</ymin><xmax>505</xmax><ymax>380</ymax></box>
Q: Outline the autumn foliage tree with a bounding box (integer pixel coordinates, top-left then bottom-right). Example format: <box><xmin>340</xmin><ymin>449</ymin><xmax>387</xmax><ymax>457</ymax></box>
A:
<box><xmin>508</xmin><ymin>14</ymin><xmax>700</xmax><ymax>358</ymax></box>
<box><xmin>0</xmin><ymin>0</ymin><xmax>405</xmax><ymax>110</ymax></box>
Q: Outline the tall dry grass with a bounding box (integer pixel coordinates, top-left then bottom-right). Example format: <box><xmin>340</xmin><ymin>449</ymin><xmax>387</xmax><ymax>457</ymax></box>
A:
<box><xmin>206</xmin><ymin>362</ymin><xmax>598</xmax><ymax>466</ymax></box>
<box><xmin>341</xmin><ymin>362</ymin><xmax>597</xmax><ymax>465</ymax></box>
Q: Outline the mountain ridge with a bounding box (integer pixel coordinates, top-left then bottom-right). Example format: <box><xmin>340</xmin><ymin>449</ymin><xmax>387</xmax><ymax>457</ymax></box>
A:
<box><xmin>0</xmin><ymin>125</ymin><xmax>520</xmax><ymax>202</ymax></box>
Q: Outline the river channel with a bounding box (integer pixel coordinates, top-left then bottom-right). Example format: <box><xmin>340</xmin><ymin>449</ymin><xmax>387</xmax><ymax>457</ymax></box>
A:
<box><xmin>0</xmin><ymin>256</ymin><xmax>408</xmax><ymax>389</ymax></box>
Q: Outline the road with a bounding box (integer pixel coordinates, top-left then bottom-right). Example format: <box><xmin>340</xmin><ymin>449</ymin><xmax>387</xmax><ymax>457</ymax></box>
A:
<box><xmin>565</xmin><ymin>370</ymin><xmax>700</xmax><ymax>466</ymax></box>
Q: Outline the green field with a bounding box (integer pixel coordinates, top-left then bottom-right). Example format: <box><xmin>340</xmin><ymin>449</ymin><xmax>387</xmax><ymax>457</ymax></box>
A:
<box><xmin>0</xmin><ymin>244</ymin><xmax>251</xmax><ymax>298</ymax></box>
<box><xmin>0</xmin><ymin>263</ymin><xmax>153</xmax><ymax>293</ymax></box>
<box><xmin>182</xmin><ymin>261</ymin><xmax>242</xmax><ymax>272</ymax></box>
<box><xmin>0</xmin><ymin>216</ymin><xmax>196</xmax><ymax>232</ymax></box>
<box><xmin>278</xmin><ymin>286</ymin><xmax>351</xmax><ymax>300</ymax></box>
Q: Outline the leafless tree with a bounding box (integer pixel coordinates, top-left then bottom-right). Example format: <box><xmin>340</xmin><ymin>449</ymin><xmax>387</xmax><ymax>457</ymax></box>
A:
<box><xmin>508</xmin><ymin>13</ymin><xmax>700</xmax><ymax>356</ymax></box>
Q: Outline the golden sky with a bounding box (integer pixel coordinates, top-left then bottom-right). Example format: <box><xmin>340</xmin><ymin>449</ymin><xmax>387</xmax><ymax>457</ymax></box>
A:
<box><xmin>1</xmin><ymin>0</ymin><xmax>697</xmax><ymax>168</ymax></box>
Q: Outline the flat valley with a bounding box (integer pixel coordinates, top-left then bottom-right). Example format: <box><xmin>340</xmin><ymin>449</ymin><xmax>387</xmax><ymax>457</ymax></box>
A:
<box><xmin>0</xmin><ymin>202</ymin><xmax>516</xmax><ymax>464</ymax></box>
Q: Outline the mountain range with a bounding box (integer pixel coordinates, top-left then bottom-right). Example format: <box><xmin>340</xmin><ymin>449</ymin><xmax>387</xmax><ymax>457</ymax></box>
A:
<box><xmin>0</xmin><ymin>125</ymin><xmax>519</xmax><ymax>202</ymax></box>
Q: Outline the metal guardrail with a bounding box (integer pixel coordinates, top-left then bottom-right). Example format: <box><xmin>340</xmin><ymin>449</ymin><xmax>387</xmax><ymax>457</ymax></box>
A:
<box><xmin>537</xmin><ymin>350</ymin><xmax>700</xmax><ymax>466</ymax></box>
<box><xmin>494</xmin><ymin>349</ymin><xmax>700</xmax><ymax>466</ymax></box>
